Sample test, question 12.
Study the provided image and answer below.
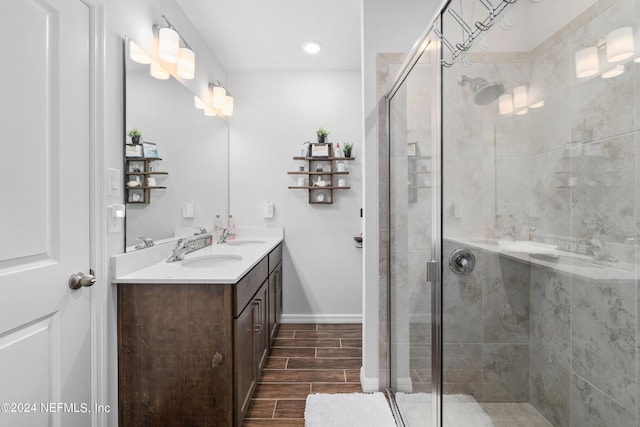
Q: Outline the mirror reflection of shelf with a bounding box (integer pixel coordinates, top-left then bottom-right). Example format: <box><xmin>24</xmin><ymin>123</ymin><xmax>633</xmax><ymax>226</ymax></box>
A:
<box><xmin>125</xmin><ymin>157</ymin><xmax>168</xmax><ymax>204</ymax></box>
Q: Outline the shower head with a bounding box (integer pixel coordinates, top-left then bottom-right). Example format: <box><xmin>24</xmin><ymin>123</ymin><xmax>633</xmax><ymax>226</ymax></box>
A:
<box><xmin>458</xmin><ymin>75</ymin><xmax>505</xmax><ymax>106</ymax></box>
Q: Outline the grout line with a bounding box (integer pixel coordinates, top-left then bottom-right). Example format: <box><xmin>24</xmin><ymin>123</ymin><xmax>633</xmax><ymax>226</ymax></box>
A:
<box><xmin>271</xmin><ymin>399</ymin><xmax>277</xmax><ymax>419</ymax></box>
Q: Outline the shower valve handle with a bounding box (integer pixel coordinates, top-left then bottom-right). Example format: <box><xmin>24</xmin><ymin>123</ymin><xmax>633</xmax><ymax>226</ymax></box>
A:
<box><xmin>449</xmin><ymin>248</ymin><xmax>476</xmax><ymax>275</ymax></box>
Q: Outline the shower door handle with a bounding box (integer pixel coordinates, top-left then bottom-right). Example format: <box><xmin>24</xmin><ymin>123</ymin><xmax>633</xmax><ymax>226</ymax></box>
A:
<box><xmin>448</xmin><ymin>248</ymin><xmax>476</xmax><ymax>275</ymax></box>
<box><xmin>425</xmin><ymin>261</ymin><xmax>439</xmax><ymax>284</ymax></box>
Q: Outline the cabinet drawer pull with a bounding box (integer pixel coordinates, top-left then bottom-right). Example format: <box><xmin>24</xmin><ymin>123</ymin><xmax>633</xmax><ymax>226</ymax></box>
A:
<box><xmin>212</xmin><ymin>352</ymin><xmax>223</xmax><ymax>368</ymax></box>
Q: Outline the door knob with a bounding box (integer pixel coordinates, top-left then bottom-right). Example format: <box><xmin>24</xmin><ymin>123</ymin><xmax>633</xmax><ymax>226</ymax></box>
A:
<box><xmin>69</xmin><ymin>271</ymin><xmax>96</xmax><ymax>290</ymax></box>
<box><xmin>448</xmin><ymin>248</ymin><xmax>476</xmax><ymax>275</ymax></box>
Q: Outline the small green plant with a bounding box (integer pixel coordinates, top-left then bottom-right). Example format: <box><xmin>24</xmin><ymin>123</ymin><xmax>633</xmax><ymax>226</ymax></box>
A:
<box><xmin>128</xmin><ymin>128</ymin><xmax>141</xmax><ymax>138</ymax></box>
<box><xmin>343</xmin><ymin>142</ymin><xmax>353</xmax><ymax>157</ymax></box>
<box><xmin>316</xmin><ymin>126</ymin><xmax>329</xmax><ymax>142</ymax></box>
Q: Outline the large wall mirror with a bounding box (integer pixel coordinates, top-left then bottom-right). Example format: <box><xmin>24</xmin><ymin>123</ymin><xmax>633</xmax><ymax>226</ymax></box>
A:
<box><xmin>123</xmin><ymin>37</ymin><xmax>229</xmax><ymax>252</ymax></box>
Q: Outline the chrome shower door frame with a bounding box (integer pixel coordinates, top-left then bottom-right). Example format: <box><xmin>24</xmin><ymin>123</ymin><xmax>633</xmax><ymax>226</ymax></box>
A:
<box><xmin>383</xmin><ymin>14</ymin><xmax>444</xmax><ymax>427</ymax></box>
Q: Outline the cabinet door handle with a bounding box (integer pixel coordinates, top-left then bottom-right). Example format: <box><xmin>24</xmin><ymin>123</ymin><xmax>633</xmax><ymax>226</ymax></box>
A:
<box><xmin>253</xmin><ymin>299</ymin><xmax>263</xmax><ymax>334</ymax></box>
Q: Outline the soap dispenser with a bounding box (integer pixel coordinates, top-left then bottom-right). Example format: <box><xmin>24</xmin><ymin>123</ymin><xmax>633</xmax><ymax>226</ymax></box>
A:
<box><xmin>227</xmin><ymin>214</ymin><xmax>236</xmax><ymax>240</ymax></box>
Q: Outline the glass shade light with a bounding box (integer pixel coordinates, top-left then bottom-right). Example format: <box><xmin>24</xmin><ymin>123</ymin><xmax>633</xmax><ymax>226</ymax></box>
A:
<box><xmin>212</xmin><ymin>86</ymin><xmax>227</xmax><ymax>109</ymax></box>
<box><xmin>158</xmin><ymin>27</ymin><xmax>180</xmax><ymax>63</ymax></box>
<box><xmin>177</xmin><ymin>47</ymin><xmax>195</xmax><ymax>79</ymax></box>
<box><xmin>194</xmin><ymin>96</ymin><xmax>205</xmax><ymax>109</ymax></box>
<box><xmin>150</xmin><ymin>62</ymin><xmax>169</xmax><ymax>80</ymax></box>
<box><xmin>529</xmin><ymin>100</ymin><xmax>545</xmax><ymax>109</ymax></box>
<box><xmin>601</xmin><ymin>64</ymin><xmax>625</xmax><ymax>79</ymax></box>
<box><xmin>515</xmin><ymin>108</ymin><xmax>528</xmax><ymax>116</ymax></box>
<box><xmin>498</xmin><ymin>93</ymin><xmax>513</xmax><ymax>115</ymax></box>
<box><xmin>204</xmin><ymin>105</ymin><xmax>217</xmax><ymax>117</ymax></box>
<box><xmin>513</xmin><ymin>85</ymin><xmax>528</xmax><ymax>109</ymax></box>
<box><xmin>606</xmin><ymin>27</ymin><xmax>634</xmax><ymax>62</ymax></box>
<box><xmin>575</xmin><ymin>46</ymin><xmax>599</xmax><ymax>78</ymax></box>
<box><xmin>129</xmin><ymin>41</ymin><xmax>151</xmax><ymax>64</ymax></box>
<box><xmin>222</xmin><ymin>95</ymin><xmax>234</xmax><ymax>117</ymax></box>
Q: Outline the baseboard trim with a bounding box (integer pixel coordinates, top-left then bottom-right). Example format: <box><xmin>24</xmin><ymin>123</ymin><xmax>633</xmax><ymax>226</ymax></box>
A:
<box><xmin>360</xmin><ymin>366</ymin><xmax>380</xmax><ymax>392</ymax></box>
<box><xmin>280</xmin><ymin>314</ymin><xmax>362</xmax><ymax>324</ymax></box>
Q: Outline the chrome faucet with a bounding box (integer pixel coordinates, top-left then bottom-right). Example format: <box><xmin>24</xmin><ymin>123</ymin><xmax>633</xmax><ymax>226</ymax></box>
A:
<box><xmin>166</xmin><ymin>238</ymin><xmax>192</xmax><ymax>262</ymax></box>
<box><xmin>166</xmin><ymin>233</ymin><xmax>214</xmax><ymax>263</ymax></box>
<box><xmin>134</xmin><ymin>237</ymin><xmax>154</xmax><ymax>250</ymax></box>
<box><xmin>217</xmin><ymin>228</ymin><xmax>231</xmax><ymax>244</ymax></box>
<box><xmin>194</xmin><ymin>226</ymin><xmax>207</xmax><ymax>235</ymax></box>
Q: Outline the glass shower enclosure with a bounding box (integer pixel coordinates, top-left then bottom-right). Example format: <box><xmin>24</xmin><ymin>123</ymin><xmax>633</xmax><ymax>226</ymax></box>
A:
<box><xmin>385</xmin><ymin>0</ymin><xmax>640</xmax><ymax>426</ymax></box>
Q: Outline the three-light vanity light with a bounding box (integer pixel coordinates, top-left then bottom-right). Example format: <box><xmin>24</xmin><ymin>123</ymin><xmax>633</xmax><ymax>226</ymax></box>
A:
<box><xmin>575</xmin><ymin>26</ymin><xmax>637</xmax><ymax>80</ymax></box>
<box><xmin>128</xmin><ymin>15</ymin><xmax>234</xmax><ymax>118</ymax></box>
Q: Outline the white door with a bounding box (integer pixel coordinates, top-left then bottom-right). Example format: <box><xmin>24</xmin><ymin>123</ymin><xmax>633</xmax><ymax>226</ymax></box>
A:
<box><xmin>0</xmin><ymin>0</ymin><xmax>92</xmax><ymax>426</ymax></box>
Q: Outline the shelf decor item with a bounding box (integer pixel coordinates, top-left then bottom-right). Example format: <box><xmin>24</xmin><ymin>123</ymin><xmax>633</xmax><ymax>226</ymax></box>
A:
<box><xmin>310</xmin><ymin>143</ymin><xmax>331</xmax><ymax>157</ymax></box>
<box><xmin>125</xmin><ymin>144</ymin><xmax>143</xmax><ymax>157</ymax></box>
<box><xmin>128</xmin><ymin>128</ymin><xmax>141</xmax><ymax>144</ymax></box>
<box><xmin>343</xmin><ymin>143</ymin><xmax>353</xmax><ymax>158</ymax></box>
<box><xmin>143</xmin><ymin>141</ymin><xmax>159</xmax><ymax>158</ymax></box>
<box><xmin>316</xmin><ymin>126</ymin><xmax>329</xmax><ymax>143</ymax></box>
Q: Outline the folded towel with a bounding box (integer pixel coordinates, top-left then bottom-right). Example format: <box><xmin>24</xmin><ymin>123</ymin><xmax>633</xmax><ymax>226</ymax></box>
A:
<box><xmin>305</xmin><ymin>392</ymin><xmax>396</xmax><ymax>427</ymax></box>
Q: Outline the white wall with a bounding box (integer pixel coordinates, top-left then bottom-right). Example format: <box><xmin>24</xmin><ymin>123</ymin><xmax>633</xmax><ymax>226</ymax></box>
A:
<box><xmin>361</xmin><ymin>0</ymin><xmax>440</xmax><ymax>389</ymax></box>
<box><xmin>228</xmin><ymin>70</ymin><xmax>363</xmax><ymax>322</ymax></box>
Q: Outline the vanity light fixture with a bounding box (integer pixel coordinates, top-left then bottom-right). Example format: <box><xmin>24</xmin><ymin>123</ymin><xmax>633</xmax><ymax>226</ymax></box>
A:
<box><xmin>575</xmin><ymin>46</ymin><xmax>599</xmax><ymax>78</ymax></box>
<box><xmin>606</xmin><ymin>27</ymin><xmax>634</xmax><ymax>63</ymax></box>
<box><xmin>513</xmin><ymin>85</ymin><xmax>528</xmax><ymax>109</ymax></box>
<box><xmin>601</xmin><ymin>63</ymin><xmax>625</xmax><ymax>79</ymax></box>
<box><xmin>222</xmin><ymin>95</ymin><xmax>234</xmax><ymax>117</ymax></box>
<box><xmin>150</xmin><ymin>61</ymin><xmax>170</xmax><ymax>80</ymax></box>
<box><xmin>515</xmin><ymin>107</ymin><xmax>528</xmax><ymax>116</ymax></box>
<box><xmin>129</xmin><ymin>40</ymin><xmax>152</xmax><ymax>64</ymax></box>
<box><xmin>302</xmin><ymin>41</ymin><xmax>322</xmax><ymax>55</ymax></box>
<box><xmin>529</xmin><ymin>100</ymin><xmax>545</xmax><ymax>109</ymax></box>
<box><xmin>498</xmin><ymin>93</ymin><xmax>513</xmax><ymax>115</ymax></box>
<box><xmin>194</xmin><ymin>96</ymin><xmax>205</xmax><ymax>109</ymax></box>
<box><xmin>154</xmin><ymin>15</ymin><xmax>196</xmax><ymax>79</ymax></box>
<box><xmin>212</xmin><ymin>85</ymin><xmax>227</xmax><ymax>109</ymax></box>
<box><xmin>203</xmin><ymin>105</ymin><xmax>217</xmax><ymax>117</ymax></box>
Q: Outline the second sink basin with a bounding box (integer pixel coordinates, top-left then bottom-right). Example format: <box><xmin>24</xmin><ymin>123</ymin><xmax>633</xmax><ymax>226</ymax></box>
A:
<box><xmin>182</xmin><ymin>254</ymin><xmax>243</xmax><ymax>268</ymax></box>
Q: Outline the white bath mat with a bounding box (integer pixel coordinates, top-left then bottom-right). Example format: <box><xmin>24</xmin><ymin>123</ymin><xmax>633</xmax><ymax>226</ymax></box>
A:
<box><xmin>395</xmin><ymin>393</ymin><xmax>494</xmax><ymax>427</ymax></box>
<box><xmin>305</xmin><ymin>392</ymin><xmax>396</xmax><ymax>427</ymax></box>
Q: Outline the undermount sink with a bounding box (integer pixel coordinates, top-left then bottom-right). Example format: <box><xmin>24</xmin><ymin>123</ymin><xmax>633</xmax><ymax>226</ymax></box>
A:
<box><xmin>181</xmin><ymin>254</ymin><xmax>243</xmax><ymax>268</ymax></box>
<box><xmin>224</xmin><ymin>239</ymin><xmax>266</xmax><ymax>246</ymax></box>
<box><xmin>498</xmin><ymin>240</ymin><xmax>559</xmax><ymax>257</ymax></box>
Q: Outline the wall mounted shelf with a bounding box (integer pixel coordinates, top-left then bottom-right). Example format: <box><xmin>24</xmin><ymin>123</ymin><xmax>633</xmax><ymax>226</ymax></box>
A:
<box><xmin>287</xmin><ymin>150</ymin><xmax>355</xmax><ymax>204</ymax></box>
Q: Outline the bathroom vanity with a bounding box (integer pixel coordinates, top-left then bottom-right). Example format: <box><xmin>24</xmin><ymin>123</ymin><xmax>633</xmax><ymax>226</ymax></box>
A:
<box><xmin>113</xmin><ymin>231</ymin><xmax>283</xmax><ymax>427</ymax></box>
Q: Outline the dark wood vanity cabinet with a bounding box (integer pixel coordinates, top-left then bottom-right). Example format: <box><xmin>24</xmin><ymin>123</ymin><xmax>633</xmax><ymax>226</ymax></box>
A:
<box><xmin>118</xmin><ymin>243</ymin><xmax>283</xmax><ymax>427</ymax></box>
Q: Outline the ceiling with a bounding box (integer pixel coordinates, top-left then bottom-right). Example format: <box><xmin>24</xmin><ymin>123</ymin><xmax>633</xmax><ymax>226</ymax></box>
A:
<box><xmin>176</xmin><ymin>0</ymin><xmax>362</xmax><ymax>72</ymax></box>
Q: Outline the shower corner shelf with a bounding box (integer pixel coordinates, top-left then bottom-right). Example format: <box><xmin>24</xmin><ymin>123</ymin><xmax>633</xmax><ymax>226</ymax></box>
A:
<box><xmin>287</xmin><ymin>151</ymin><xmax>355</xmax><ymax>205</ymax></box>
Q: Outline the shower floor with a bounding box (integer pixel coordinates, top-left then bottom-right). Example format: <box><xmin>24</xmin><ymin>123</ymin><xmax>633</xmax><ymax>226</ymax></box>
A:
<box><xmin>395</xmin><ymin>394</ymin><xmax>552</xmax><ymax>427</ymax></box>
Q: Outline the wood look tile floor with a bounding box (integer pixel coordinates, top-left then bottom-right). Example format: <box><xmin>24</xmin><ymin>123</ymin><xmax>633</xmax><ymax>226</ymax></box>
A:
<box><xmin>243</xmin><ymin>323</ymin><xmax>363</xmax><ymax>427</ymax></box>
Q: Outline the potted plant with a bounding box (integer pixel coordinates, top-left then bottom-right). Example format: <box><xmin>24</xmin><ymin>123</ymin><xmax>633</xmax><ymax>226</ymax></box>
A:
<box><xmin>316</xmin><ymin>126</ymin><xmax>329</xmax><ymax>143</ymax></box>
<box><xmin>128</xmin><ymin>128</ymin><xmax>141</xmax><ymax>144</ymax></box>
<box><xmin>343</xmin><ymin>142</ymin><xmax>353</xmax><ymax>158</ymax></box>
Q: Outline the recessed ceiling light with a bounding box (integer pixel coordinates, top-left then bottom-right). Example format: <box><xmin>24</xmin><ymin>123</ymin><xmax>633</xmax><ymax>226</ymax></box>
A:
<box><xmin>302</xmin><ymin>41</ymin><xmax>322</xmax><ymax>55</ymax></box>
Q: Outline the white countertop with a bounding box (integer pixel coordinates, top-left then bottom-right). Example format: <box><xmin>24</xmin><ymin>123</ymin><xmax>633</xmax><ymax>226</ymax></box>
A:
<box><xmin>111</xmin><ymin>227</ymin><xmax>283</xmax><ymax>285</ymax></box>
<box><xmin>447</xmin><ymin>237</ymin><xmax>635</xmax><ymax>282</ymax></box>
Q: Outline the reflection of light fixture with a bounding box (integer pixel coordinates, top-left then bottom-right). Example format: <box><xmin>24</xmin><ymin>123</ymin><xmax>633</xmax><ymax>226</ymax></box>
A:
<box><xmin>194</xmin><ymin>96</ymin><xmax>205</xmax><ymax>109</ymax></box>
<box><xmin>158</xmin><ymin>27</ymin><xmax>179</xmax><ymax>63</ymax></box>
<box><xmin>530</xmin><ymin>100</ymin><xmax>545</xmax><ymax>109</ymax></box>
<box><xmin>575</xmin><ymin>46</ymin><xmax>599</xmax><ymax>78</ymax></box>
<box><xmin>212</xmin><ymin>85</ymin><xmax>226</xmax><ymax>109</ymax></box>
<box><xmin>222</xmin><ymin>95</ymin><xmax>234</xmax><ymax>117</ymax></box>
<box><xmin>606</xmin><ymin>27</ymin><xmax>634</xmax><ymax>62</ymax></box>
<box><xmin>204</xmin><ymin>105</ymin><xmax>216</xmax><ymax>117</ymax></box>
<box><xmin>154</xmin><ymin>15</ymin><xmax>196</xmax><ymax>79</ymax></box>
<box><xmin>150</xmin><ymin>61</ymin><xmax>169</xmax><ymax>80</ymax></box>
<box><xmin>601</xmin><ymin>64</ymin><xmax>625</xmax><ymax>79</ymax></box>
<box><xmin>302</xmin><ymin>41</ymin><xmax>322</xmax><ymax>54</ymax></box>
<box><xmin>498</xmin><ymin>93</ymin><xmax>513</xmax><ymax>115</ymax></box>
<box><xmin>129</xmin><ymin>40</ymin><xmax>152</xmax><ymax>64</ymax></box>
<box><xmin>516</xmin><ymin>108</ymin><xmax>528</xmax><ymax>116</ymax></box>
<box><xmin>513</xmin><ymin>85</ymin><xmax>528</xmax><ymax>109</ymax></box>
<box><xmin>177</xmin><ymin>47</ymin><xmax>195</xmax><ymax>79</ymax></box>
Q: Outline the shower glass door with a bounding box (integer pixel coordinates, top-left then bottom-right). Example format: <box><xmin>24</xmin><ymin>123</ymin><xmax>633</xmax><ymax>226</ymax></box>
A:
<box><xmin>440</xmin><ymin>0</ymin><xmax>639</xmax><ymax>426</ymax></box>
<box><xmin>387</xmin><ymin>31</ymin><xmax>441</xmax><ymax>426</ymax></box>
